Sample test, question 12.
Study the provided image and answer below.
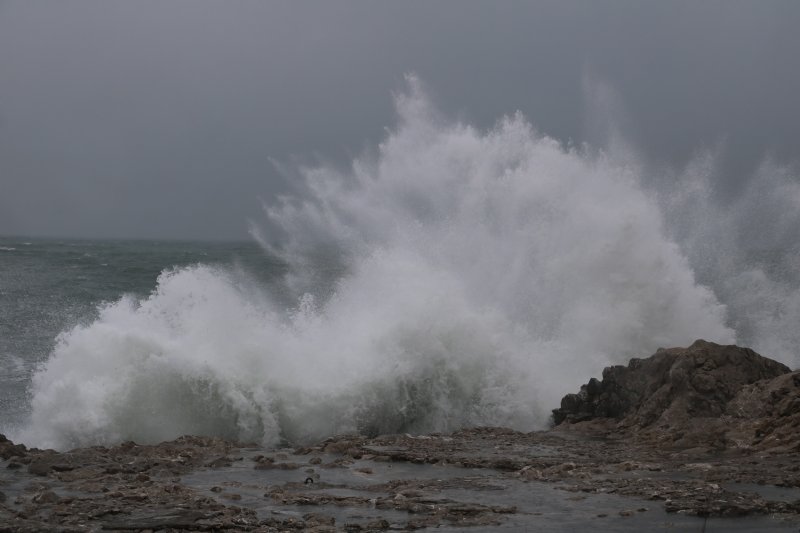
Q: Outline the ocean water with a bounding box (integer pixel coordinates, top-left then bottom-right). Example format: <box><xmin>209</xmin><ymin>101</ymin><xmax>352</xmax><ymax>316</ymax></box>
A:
<box><xmin>0</xmin><ymin>239</ymin><xmax>282</xmax><ymax>429</ymax></box>
<box><xmin>2</xmin><ymin>79</ymin><xmax>798</xmax><ymax>450</ymax></box>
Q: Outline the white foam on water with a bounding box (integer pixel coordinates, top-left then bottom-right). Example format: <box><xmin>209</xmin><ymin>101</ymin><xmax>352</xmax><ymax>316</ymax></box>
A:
<box><xmin>20</xmin><ymin>76</ymin><xmax>798</xmax><ymax>450</ymax></box>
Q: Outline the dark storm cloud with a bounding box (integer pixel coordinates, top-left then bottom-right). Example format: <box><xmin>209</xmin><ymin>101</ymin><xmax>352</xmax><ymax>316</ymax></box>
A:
<box><xmin>1</xmin><ymin>1</ymin><xmax>798</xmax><ymax>239</ymax></box>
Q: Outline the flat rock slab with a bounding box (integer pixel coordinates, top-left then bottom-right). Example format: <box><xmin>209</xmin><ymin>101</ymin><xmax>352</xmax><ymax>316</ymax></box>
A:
<box><xmin>102</xmin><ymin>510</ymin><xmax>211</xmax><ymax>530</ymax></box>
<box><xmin>103</xmin><ymin>510</ymin><xmax>211</xmax><ymax>531</ymax></box>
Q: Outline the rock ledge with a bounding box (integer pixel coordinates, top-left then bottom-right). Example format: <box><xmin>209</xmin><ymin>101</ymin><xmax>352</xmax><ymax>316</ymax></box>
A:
<box><xmin>553</xmin><ymin>340</ymin><xmax>799</xmax><ymax>451</ymax></box>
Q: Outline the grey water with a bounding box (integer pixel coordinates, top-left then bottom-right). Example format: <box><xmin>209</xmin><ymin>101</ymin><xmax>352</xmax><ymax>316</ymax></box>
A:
<box><xmin>0</xmin><ymin>236</ymin><xmax>281</xmax><ymax>433</ymax></box>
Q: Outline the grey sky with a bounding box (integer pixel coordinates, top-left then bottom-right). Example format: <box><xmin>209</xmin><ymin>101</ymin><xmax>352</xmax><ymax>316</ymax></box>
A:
<box><xmin>1</xmin><ymin>1</ymin><xmax>798</xmax><ymax>240</ymax></box>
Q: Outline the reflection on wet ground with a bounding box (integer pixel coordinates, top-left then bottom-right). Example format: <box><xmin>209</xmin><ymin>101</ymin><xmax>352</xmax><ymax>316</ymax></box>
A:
<box><xmin>179</xmin><ymin>439</ymin><xmax>800</xmax><ymax>532</ymax></box>
<box><xmin>2</xmin><ymin>429</ymin><xmax>800</xmax><ymax>531</ymax></box>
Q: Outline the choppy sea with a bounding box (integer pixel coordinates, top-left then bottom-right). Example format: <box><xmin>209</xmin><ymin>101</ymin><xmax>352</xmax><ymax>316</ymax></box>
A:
<box><xmin>0</xmin><ymin>237</ymin><xmax>277</xmax><ymax>433</ymax></box>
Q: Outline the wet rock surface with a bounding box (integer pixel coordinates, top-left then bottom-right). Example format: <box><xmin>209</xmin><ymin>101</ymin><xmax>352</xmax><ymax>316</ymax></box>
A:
<box><xmin>2</xmin><ymin>428</ymin><xmax>799</xmax><ymax>531</ymax></box>
<box><xmin>1</xmin><ymin>342</ymin><xmax>799</xmax><ymax>531</ymax></box>
<box><xmin>553</xmin><ymin>340</ymin><xmax>798</xmax><ymax>451</ymax></box>
<box><xmin>553</xmin><ymin>340</ymin><xmax>790</xmax><ymax>423</ymax></box>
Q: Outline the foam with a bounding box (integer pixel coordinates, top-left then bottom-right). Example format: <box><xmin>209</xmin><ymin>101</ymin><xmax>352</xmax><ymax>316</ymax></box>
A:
<box><xmin>23</xmin><ymin>77</ymin><xmax>783</xmax><ymax>450</ymax></box>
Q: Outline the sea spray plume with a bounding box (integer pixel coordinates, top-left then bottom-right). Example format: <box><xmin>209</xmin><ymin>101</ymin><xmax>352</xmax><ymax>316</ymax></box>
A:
<box><xmin>659</xmin><ymin>154</ymin><xmax>800</xmax><ymax>366</ymax></box>
<box><xmin>20</xmin><ymin>77</ymin><xmax>734</xmax><ymax>450</ymax></box>
<box><xmin>258</xmin><ymin>74</ymin><xmax>733</xmax><ymax>360</ymax></box>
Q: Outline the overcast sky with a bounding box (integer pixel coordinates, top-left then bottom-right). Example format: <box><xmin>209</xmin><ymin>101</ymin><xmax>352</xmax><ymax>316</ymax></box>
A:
<box><xmin>1</xmin><ymin>1</ymin><xmax>798</xmax><ymax>240</ymax></box>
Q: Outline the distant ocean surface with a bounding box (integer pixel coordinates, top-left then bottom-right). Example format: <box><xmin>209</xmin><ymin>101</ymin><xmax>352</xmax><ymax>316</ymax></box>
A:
<box><xmin>0</xmin><ymin>237</ymin><xmax>280</xmax><ymax>433</ymax></box>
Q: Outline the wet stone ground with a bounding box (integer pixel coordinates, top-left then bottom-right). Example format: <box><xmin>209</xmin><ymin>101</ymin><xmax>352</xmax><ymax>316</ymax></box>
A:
<box><xmin>1</xmin><ymin>428</ymin><xmax>800</xmax><ymax>531</ymax></box>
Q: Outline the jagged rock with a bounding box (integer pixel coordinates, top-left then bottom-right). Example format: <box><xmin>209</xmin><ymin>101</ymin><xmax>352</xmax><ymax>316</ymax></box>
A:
<box><xmin>725</xmin><ymin>370</ymin><xmax>800</xmax><ymax>451</ymax></box>
<box><xmin>27</xmin><ymin>460</ymin><xmax>53</xmax><ymax>477</ymax></box>
<box><xmin>552</xmin><ymin>340</ymin><xmax>793</xmax><ymax>448</ymax></box>
<box><xmin>0</xmin><ymin>435</ymin><xmax>27</xmax><ymax>460</ymax></box>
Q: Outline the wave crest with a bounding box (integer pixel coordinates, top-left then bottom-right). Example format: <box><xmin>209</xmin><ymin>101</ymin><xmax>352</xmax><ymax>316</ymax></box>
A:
<box><xmin>20</xmin><ymin>79</ymin><xmax>747</xmax><ymax>449</ymax></box>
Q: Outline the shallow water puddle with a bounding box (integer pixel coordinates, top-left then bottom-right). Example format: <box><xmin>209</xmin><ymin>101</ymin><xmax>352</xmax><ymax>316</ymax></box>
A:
<box><xmin>182</xmin><ymin>448</ymin><xmax>501</xmax><ymax>527</ymax></box>
<box><xmin>180</xmin><ymin>447</ymin><xmax>800</xmax><ymax>531</ymax></box>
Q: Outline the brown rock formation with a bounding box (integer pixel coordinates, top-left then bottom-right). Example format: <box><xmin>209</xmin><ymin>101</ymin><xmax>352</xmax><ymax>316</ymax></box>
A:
<box><xmin>553</xmin><ymin>340</ymin><xmax>798</xmax><ymax>450</ymax></box>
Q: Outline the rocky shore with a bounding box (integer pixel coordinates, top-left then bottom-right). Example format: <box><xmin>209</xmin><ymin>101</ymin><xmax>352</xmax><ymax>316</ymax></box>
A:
<box><xmin>2</xmin><ymin>341</ymin><xmax>799</xmax><ymax>531</ymax></box>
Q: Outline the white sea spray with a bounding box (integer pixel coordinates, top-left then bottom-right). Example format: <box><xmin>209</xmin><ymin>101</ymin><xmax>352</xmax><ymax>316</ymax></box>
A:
<box><xmin>26</xmin><ymin>77</ymin><xmax>800</xmax><ymax>450</ymax></box>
